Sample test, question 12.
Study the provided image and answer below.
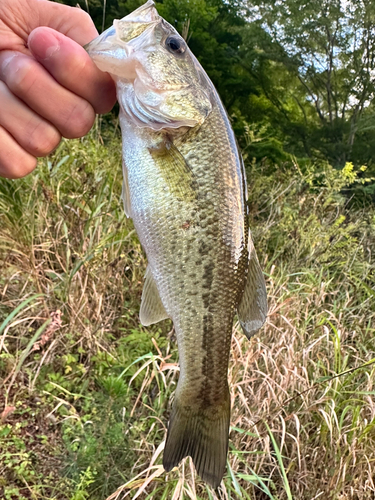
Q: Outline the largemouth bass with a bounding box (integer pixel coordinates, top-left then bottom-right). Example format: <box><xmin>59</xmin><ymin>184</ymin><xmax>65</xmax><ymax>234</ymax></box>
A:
<box><xmin>86</xmin><ymin>0</ymin><xmax>267</xmax><ymax>488</ymax></box>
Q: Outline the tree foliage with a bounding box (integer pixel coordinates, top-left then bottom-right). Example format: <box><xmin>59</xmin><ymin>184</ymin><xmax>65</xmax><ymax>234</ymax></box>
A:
<box><xmin>246</xmin><ymin>0</ymin><xmax>375</xmax><ymax>166</ymax></box>
<box><xmin>54</xmin><ymin>0</ymin><xmax>375</xmax><ymax>171</ymax></box>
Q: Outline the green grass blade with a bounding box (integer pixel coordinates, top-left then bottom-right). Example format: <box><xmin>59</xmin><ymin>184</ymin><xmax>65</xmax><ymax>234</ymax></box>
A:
<box><xmin>265</xmin><ymin>422</ymin><xmax>292</xmax><ymax>500</ymax></box>
<box><xmin>0</xmin><ymin>294</ymin><xmax>43</xmax><ymax>335</ymax></box>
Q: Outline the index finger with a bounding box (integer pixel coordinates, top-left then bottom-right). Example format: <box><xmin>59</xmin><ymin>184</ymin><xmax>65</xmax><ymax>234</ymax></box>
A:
<box><xmin>28</xmin><ymin>27</ymin><xmax>116</xmax><ymax>115</ymax></box>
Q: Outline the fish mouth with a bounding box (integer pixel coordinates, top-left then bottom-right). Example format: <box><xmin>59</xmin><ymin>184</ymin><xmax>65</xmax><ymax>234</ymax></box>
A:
<box><xmin>121</xmin><ymin>0</ymin><xmax>159</xmax><ymax>24</ymax></box>
<box><xmin>85</xmin><ymin>0</ymin><xmax>160</xmax><ymax>80</ymax></box>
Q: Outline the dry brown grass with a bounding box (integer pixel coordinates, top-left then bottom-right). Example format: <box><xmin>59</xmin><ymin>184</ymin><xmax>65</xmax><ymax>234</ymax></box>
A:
<box><xmin>1</xmin><ymin>133</ymin><xmax>375</xmax><ymax>500</ymax></box>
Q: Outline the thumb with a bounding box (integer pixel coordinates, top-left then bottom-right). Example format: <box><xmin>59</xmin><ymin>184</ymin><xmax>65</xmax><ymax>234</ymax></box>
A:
<box><xmin>2</xmin><ymin>0</ymin><xmax>99</xmax><ymax>48</ymax></box>
<box><xmin>34</xmin><ymin>0</ymin><xmax>98</xmax><ymax>46</ymax></box>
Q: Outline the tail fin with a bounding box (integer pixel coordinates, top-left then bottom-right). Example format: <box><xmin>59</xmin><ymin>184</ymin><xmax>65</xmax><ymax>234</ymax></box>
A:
<box><xmin>163</xmin><ymin>393</ymin><xmax>230</xmax><ymax>489</ymax></box>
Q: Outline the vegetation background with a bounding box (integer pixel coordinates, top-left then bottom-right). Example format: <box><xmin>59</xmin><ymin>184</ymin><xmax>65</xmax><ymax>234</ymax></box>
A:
<box><xmin>1</xmin><ymin>0</ymin><xmax>375</xmax><ymax>499</ymax></box>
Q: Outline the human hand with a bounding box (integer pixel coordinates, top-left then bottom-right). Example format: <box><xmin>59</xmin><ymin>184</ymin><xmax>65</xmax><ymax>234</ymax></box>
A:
<box><xmin>0</xmin><ymin>0</ymin><xmax>116</xmax><ymax>179</ymax></box>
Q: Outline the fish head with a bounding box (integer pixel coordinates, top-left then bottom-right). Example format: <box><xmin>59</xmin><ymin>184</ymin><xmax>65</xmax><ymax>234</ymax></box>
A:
<box><xmin>86</xmin><ymin>0</ymin><xmax>213</xmax><ymax>129</ymax></box>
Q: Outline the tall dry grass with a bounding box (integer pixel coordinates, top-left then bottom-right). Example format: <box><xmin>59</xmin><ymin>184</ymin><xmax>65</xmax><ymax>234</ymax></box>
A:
<box><xmin>1</xmin><ymin>129</ymin><xmax>374</xmax><ymax>500</ymax></box>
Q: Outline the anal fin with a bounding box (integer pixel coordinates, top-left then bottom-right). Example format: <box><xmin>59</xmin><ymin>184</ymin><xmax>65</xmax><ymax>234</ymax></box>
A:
<box><xmin>139</xmin><ymin>266</ymin><xmax>169</xmax><ymax>326</ymax></box>
<box><xmin>237</xmin><ymin>234</ymin><xmax>268</xmax><ymax>338</ymax></box>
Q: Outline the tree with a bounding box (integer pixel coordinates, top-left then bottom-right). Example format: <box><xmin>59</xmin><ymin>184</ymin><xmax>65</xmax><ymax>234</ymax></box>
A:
<box><xmin>246</xmin><ymin>0</ymin><xmax>375</xmax><ymax>166</ymax></box>
<box><xmin>53</xmin><ymin>0</ymin><xmax>375</xmax><ymax>168</ymax></box>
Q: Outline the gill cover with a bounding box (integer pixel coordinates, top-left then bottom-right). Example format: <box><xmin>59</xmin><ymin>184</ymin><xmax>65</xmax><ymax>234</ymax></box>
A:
<box><xmin>86</xmin><ymin>0</ymin><xmax>212</xmax><ymax>129</ymax></box>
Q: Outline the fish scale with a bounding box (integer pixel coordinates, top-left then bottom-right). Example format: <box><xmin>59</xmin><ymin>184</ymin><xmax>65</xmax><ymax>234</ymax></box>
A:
<box><xmin>86</xmin><ymin>0</ymin><xmax>268</xmax><ymax>488</ymax></box>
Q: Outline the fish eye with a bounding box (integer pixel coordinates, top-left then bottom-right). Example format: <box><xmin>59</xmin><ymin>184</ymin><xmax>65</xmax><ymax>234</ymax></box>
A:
<box><xmin>165</xmin><ymin>36</ymin><xmax>186</xmax><ymax>55</ymax></box>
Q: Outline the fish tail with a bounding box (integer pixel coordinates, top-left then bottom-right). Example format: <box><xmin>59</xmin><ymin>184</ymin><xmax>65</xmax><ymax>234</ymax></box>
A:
<box><xmin>163</xmin><ymin>391</ymin><xmax>230</xmax><ymax>489</ymax></box>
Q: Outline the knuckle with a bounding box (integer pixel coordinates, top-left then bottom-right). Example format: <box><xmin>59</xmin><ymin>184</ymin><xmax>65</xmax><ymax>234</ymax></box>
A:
<box><xmin>0</xmin><ymin>155</ymin><xmax>37</xmax><ymax>179</ymax></box>
<box><xmin>70</xmin><ymin>52</ymin><xmax>88</xmax><ymax>75</ymax></box>
<box><xmin>17</xmin><ymin>158</ymin><xmax>37</xmax><ymax>178</ymax></box>
<box><xmin>93</xmin><ymin>80</ymin><xmax>116</xmax><ymax>115</ymax></box>
<box><xmin>62</xmin><ymin>101</ymin><xmax>95</xmax><ymax>138</ymax></box>
<box><xmin>0</xmin><ymin>124</ymin><xmax>37</xmax><ymax>178</ymax></box>
<box><xmin>64</xmin><ymin>46</ymin><xmax>90</xmax><ymax>76</ymax></box>
<box><xmin>27</xmin><ymin>122</ymin><xmax>61</xmax><ymax>157</ymax></box>
<box><xmin>75</xmin><ymin>9</ymin><xmax>95</xmax><ymax>28</ymax></box>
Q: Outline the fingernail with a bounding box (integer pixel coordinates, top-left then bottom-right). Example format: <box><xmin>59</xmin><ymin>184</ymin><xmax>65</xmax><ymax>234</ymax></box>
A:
<box><xmin>1</xmin><ymin>53</ymin><xmax>18</xmax><ymax>73</ymax></box>
<box><xmin>28</xmin><ymin>29</ymin><xmax>60</xmax><ymax>60</ymax></box>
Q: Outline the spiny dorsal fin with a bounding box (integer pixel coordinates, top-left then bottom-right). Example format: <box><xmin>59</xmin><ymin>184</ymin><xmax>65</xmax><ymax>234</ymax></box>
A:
<box><xmin>237</xmin><ymin>233</ymin><xmax>268</xmax><ymax>338</ymax></box>
<box><xmin>139</xmin><ymin>266</ymin><xmax>169</xmax><ymax>326</ymax></box>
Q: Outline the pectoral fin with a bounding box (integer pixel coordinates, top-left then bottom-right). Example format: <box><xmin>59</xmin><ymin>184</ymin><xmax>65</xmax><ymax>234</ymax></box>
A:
<box><xmin>121</xmin><ymin>161</ymin><xmax>132</xmax><ymax>218</ymax></box>
<box><xmin>149</xmin><ymin>142</ymin><xmax>197</xmax><ymax>201</ymax></box>
<box><xmin>139</xmin><ymin>266</ymin><xmax>169</xmax><ymax>326</ymax></box>
<box><xmin>237</xmin><ymin>235</ymin><xmax>268</xmax><ymax>338</ymax></box>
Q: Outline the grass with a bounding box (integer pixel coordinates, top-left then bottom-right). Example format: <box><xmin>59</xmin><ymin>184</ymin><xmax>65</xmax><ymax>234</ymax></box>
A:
<box><xmin>0</xmin><ymin>120</ymin><xmax>375</xmax><ymax>499</ymax></box>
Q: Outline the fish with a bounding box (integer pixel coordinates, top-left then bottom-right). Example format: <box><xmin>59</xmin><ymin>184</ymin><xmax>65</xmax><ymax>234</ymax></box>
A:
<box><xmin>86</xmin><ymin>0</ymin><xmax>267</xmax><ymax>488</ymax></box>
